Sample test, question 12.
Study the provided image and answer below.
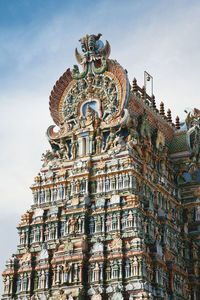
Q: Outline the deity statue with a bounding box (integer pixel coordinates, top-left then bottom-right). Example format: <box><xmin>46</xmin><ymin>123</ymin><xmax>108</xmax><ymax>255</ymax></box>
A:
<box><xmin>81</xmin><ymin>234</ymin><xmax>88</xmax><ymax>252</ymax></box>
<box><xmin>155</xmin><ymin>129</ymin><xmax>165</xmax><ymax>151</ymax></box>
<box><xmin>46</xmin><ymin>188</ymin><xmax>51</xmax><ymax>202</ymax></box>
<box><xmin>40</xmin><ymin>189</ymin><xmax>45</xmax><ymax>203</ymax></box>
<box><xmin>50</xmin><ymin>138</ymin><xmax>69</xmax><ymax>160</ymax></box>
<box><xmin>66</xmin><ymin>184</ymin><xmax>71</xmax><ymax>197</ymax></box>
<box><xmin>138</xmin><ymin>110</ymin><xmax>151</xmax><ymax>144</ymax></box>
<box><xmin>194</xmin><ymin>261</ymin><xmax>199</xmax><ymax>278</ymax></box>
<box><xmin>59</xmin><ymin>184</ymin><xmax>64</xmax><ymax>199</ymax></box>
<box><xmin>80</xmin><ymin>78</ymin><xmax>87</xmax><ymax>90</ymax></box>
<box><xmin>75</xmin><ymin>180</ymin><xmax>81</xmax><ymax>193</ymax></box>
<box><xmin>41</xmin><ymin>150</ymin><xmax>58</xmax><ymax>167</ymax></box>
<box><xmin>4</xmin><ymin>276</ymin><xmax>10</xmax><ymax>293</ymax></box>
<box><xmin>104</xmin><ymin>127</ymin><xmax>121</xmax><ymax>152</ymax></box>
<box><xmin>70</xmin><ymin>134</ymin><xmax>78</xmax><ymax>160</ymax></box>
<box><xmin>20</xmin><ymin>230</ymin><xmax>26</xmax><ymax>245</ymax></box>
<box><xmin>190</xmin><ymin>126</ymin><xmax>200</xmax><ymax>164</ymax></box>
<box><xmin>95</xmin><ymin>128</ymin><xmax>103</xmax><ymax>155</ymax></box>
<box><xmin>192</xmin><ymin>242</ymin><xmax>198</xmax><ymax>259</ymax></box>
<box><xmin>126</xmin><ymin>118</ymin><xmax>143</xmax><ymax>158</ymax></box>
<box><xmin>64</xmin><ymin>101</ymin><xmax>79</xmax><ymax>123</ymax></box>
<box><xmin>34</xmin><ymin>190</ymin><xmax>39</xmax><ymax>204</ymax></box>
<box><xmin>160</xmin><ymin>148</ymin><xmax>168</xmax><ymax>175</ymax></box>
<box><xmin>91</xmin><ymin>288</ymin><xmax>102</xmax><ymax>300</ymax></box>
<box><xmin>57</xmin><ymin>289</ymin><xmax>66</xmax><ymax>300</ymax></box>
<box><xmin>64</xmin><ymin>263</ymin><xmax>71</xmax><ymax>283</ymax></box>
<box><xmin>112</xmin><ymin>135</ymin><xmax>126</xmax><ymax>154</ymax></box>
<box><xmin>91</xmin><ymin>180</ymin><xmax>97</xmax><ymax>193</ymax></box>
<box><xmin>40</xmin><ymin>270</ymin><xmax>45</xmax><ymax>289</ymax></box>
<box><xmin>67</xmin><ymin>293</ymin><xmax>73</xmax><ymax>300</ymax></box>
<box><xmin>102</xmin><ymin>100</ymin><xmax>116</xmax><ymax>121</ymax></box>
<box><xmin>69</xmin><ymin>216</ymin><xmax>76</xmax><ymax>234</ymax></box>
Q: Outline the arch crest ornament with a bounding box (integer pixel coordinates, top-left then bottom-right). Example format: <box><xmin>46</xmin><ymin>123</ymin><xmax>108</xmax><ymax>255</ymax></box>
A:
<box><xmin>48</xmin><ymin>34</ymin><xmax>130</xmax><ymax>140</ymax></box>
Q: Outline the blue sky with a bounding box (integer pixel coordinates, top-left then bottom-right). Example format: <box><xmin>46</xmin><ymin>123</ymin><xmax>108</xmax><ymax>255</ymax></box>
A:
<box><xmin>1</xmin><ymin>0</ymin><xmax>200</xmax><ymax>294</ymax></box>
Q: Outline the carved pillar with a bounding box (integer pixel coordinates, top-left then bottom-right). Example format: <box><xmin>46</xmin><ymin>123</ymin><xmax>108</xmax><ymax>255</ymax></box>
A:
<box><xmin>103</xmin><ymin>177</ymin><xmax>105</xmax><ymax>193</ymax></box>
<box><xmin>130</xmin><ymin>259</ymin><xmax>133</xmax><ymax>276</ymax></box>
<box><xmin>25</xmin><ymin>228</ymin><xmax>29</xmax><ymax>245</ymax></box>
<box><xmin>69</xmin><ymin>265</ymin><xmax>72</xmax><ymax>283</ymax></box>
<box><xmin>43</xmin><ymin>189</ymin><xmax>46</xmax><ymax>203</ymax></box>
<box><xmin>78</xmin><ymin>138</ymin><xmax>82</xmax><ymax>156</ymax></box>
<box><xmin>40</xmin><ymin>226</ymin><xmax>44</xmax><ymax>242</ymax></box>
<box><xmin>74</xmin><ymin>263</ymin><xmax>78</xmax><ymax>282</ymax></box>
<box><xmin>84</xmin><ymin>136</ymin><xmax>89</xmax><ymax>155</ymax></box>
<box><xmin>52</xmin><ymin>266</ymin><xmax>56</xmax><ymax>286</ymax></box>
<box><xmin>33</xmin><ymin>190</ymin><xmax>38</xmax><ymax>205</ymax></box>
<box><xmin>63</xmin><ymin>184</ymin><xmax>66</xmax><ymax>199</ymax></box>
<box><xmin>56</xmin><ymin>265</ymin><xmax>60</xmax><ymax>284</ymax></box>
<box><xmin>46</xmin><ymin>187</ymin><xmax>51</xmax><ymax>202</ymax></box>
<box><xmin>45</xmin><ymin>270</ymin><xmax>49</xmax><ymax>288</ymax></box>
<box><xmin>133</xmin><ymin>212</ymin><xmax>137</xmax><ymax>228</ymax></box>
<box><xmin>28</xmin><ymin>273</ymin><xmax>31</xmax><ymax>291</ymax></box>
<box><xmin>94</xmin><ymin>216</ymin><xmax>97</xmax><ymax>233</ymax></box>
<box><xmin>9</xmin><ymin>276</ymin><xmax>13</xmax><ymax>295</ymax></box>
<box><xmin>110</xmin><ymin>260</ymin><xmax>114</xmax><ymax>279</ymax></box>
<box><xmin>89</xmin><ymin>135</ymin><xmax>93</xmax><ymax>154</ymax></box>
<box><xmin>20</xmin><ymin>274</ymin><xmax>23</xmax><ymax>292</ymax></box>
<box><xmin>117</xmin><ymin>213</ymin><xmax>120</xmax><ymax>231</ymax></box>
<box><xmin>79</xmin><ymin>262</ymin><xmax>83</xmax><ymax>282</ymax></box>
<box><xmin>132</xmin><ymin>175</ymin><xmax>136</xmax><ymax>188</ymax></box>
<box><xmin>97</xmin><ymin>178</ymin><xmax>100</xmax><ymax>193</ymax></box>
<box><xmin>100</xmin><ymin>178</ymin><xmax>103</xmax><ymax>193</ymax></box>
<box><xmin>119</xmin><ymin>259</ymin><xmax>122</xmax><ymax>278</ymax></box>
<box><xmin>51</xmin><ymin>187</ymin><xmax>54</xmax><ymax>202</ymax></box>
<box><xmin>116</xmin><ymin>175</ymin><xmax>119</xmax><ymax>190</ymax></box>
<box><xmin>123</xmin><ymin>174</ymin><xmax>126</xmax><ymax>188</ymax></box>
<box><xmin>81</xmin><ymin>216</ymin><xmax>85</xmax><ymax>233</ymax></box>
<box><xmin>85</xmin><ymin>178</ymin><xmax>89</xmax><ymax>195</ymax></box>
<box><xmin>102</xmin><ymin>215</ymin><xmax>105</xmax><ymax>232</ymax></box>
<box><xmin>33</xmin><ymin>227</ymin><xmax>36</xmax><ymax>243</ymax></box>
<box><xmin>37</xmin><ymin>271</ymin><xmax>41</xmax><ymax>289</ymax></box>
<box><xmin>71</xmin><ymin>181</ymin><xmax>75</xmax><ymax>196</ymax></box>
<box><xmin>100</xmin><ymin>263</ymin><xmax>104</xmax><ymax>281</ymax></box>
<box><xmin>55</xmin><ymin>223</ymin><xmax>58</xmax><ymax>239</ymax></box>
<box><xmin>129</xmin><ymin>173</ymin><xmax>132</xmax><ymax>189</ymax></box>
<box><xmin>91</xmin><ymin>263</ymin><xmax>95</xmax><ymax>282</ymax></box>
<box><xmin>3</xmin><ymin>276</ymin><xmax>8</xmax><ymax>294</ymax></box>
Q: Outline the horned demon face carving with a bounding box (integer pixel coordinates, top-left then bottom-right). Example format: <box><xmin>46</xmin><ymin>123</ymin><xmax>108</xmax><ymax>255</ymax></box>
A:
<box><xmin>72</xmin><ymin>33</ymin><xmax>111</xmax><ymax>79</ymax></box>
<box><xmin>79</xmin><ymin>34</ymin><xmax>101</xmax><ymax>56</ymax></box>
<box><xmin>77</xmin><ymin>33</ymin><xmax>110</xmax><ymax>62</ymax></box>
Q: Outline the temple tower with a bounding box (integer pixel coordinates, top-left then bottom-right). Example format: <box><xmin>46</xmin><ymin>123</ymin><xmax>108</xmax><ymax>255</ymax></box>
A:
<box><xmin>2</xmin><ymin>34</ymin><xmax>200</xmax><ymax>300</ymax></box>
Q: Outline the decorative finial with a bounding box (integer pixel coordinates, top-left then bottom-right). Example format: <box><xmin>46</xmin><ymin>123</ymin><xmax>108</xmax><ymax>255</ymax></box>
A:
<box><xmin>152</xmin><ymin>94</ymin><xmax>156</xmax><ymax>109</ymax></box>
<box><xmin>167</xmin><ymin>109</ymin><xmax>172</xmax><ymax>123</ymax></box>
<box><xmin>160</xmin><ymin>102</ymin><xmax>165</xmax><ymax>116</ymax></box>
<box><xmin>142</xmin><ymin>85</ymin><xmax>146</xmax><ymax>102</ymax></box>
<box><xmin>132</xmin><ymin>78</ymin><xmax>137</xmax><ymax>92</ymax></box>
<box><xmin>175</xmin><ymin>116</ymin><xmax>180</xmax><ymax>129</ymax></box>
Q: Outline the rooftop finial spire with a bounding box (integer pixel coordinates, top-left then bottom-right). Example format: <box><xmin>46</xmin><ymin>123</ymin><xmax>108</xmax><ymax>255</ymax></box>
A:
<box><xmin>175</xmin><ymin>116</ymin><xmax>180</xmax><ymax>129</ymax></box>
<box><xmin>167</xmin><ymin>109</ymin><xmax>172</xmax><ymax>123</ymax></box>
<box><xmin>132</xmin><ymin>78</ymin><xmax>137</xmax><ymax>92</ymax></box>
<box><xmin>160</xmin><ymin>102</ymin><xmax>165</xmax><ymax>116</ymax></box>
<box><xmin>152</xmin><ymin>94</ymin><xmax>156</xmax><ymax>110</ymax></box>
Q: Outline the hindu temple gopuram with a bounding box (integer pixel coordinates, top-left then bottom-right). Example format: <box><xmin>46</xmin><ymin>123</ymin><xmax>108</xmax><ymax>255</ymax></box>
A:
<box><xmin>2</xmin><ymin>33</ymin><xmax>200</xmax><ymax>300</ymax></box>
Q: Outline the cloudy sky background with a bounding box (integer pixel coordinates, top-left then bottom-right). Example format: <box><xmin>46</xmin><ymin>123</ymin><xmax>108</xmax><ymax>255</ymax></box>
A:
<box><xmin>0</xmin><ymin>0</ymin><xmax>200</xmax><ymax>294</ymax></box>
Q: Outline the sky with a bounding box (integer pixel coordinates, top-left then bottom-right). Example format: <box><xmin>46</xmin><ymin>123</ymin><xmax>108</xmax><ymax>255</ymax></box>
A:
<box><xmin>0</xmin><ymin>0</ymin><xmax>200</xmax><ymax>295</ymax></box>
